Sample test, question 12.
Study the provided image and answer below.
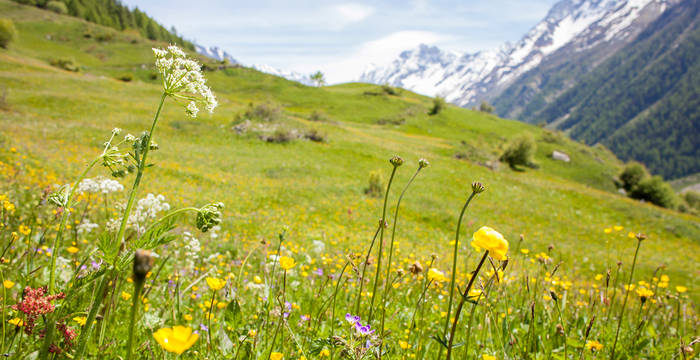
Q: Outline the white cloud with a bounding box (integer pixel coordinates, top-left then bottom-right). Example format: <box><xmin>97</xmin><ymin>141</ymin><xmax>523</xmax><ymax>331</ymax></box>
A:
<box><xmin>306</xmin><ymin>30</ymin><xmax>453</xmax><ymax>84</ymax></box>
<box><xmin>330</xmin><ymin>3</ymin><xmax>375</xmax><ymax>29</ymax></box>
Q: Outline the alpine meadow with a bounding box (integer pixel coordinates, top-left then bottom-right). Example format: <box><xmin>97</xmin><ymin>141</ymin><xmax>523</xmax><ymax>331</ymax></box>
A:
<box><xmin>0</xmin><ymin>1</ymin><xmax>698</xmax><ymax>359</ymax></box>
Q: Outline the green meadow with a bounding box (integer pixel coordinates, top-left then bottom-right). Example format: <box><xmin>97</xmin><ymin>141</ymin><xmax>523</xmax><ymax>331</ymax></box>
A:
<box><xmin>0</xmin><ymin>1</ymin><xmax>698</xmax><ymax>358</ymax></box>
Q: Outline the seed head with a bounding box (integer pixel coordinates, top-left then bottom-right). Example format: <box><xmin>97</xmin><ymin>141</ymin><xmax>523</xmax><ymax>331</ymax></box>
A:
<box><xmin>418</xmin><ymin>158</ymin><xmax>429</xmax><ymax>168</ymax></box>
<box><xmin>635</xmin><ymin>233</ymin><xmax>647</xmax><ymax>241</ymax></box>
<box><xmin>389</xmin><ymin>155</ymin><xmax>404</xmax><ymax>167</ymax></box>
<box><xmin>471</xmin><ymin>182</ymin><xmax>485</xmax><ymax>194</ymax></box>
<box><xmin>133</xmin><ymin>250</ymin><xmax>154</xmax><ymax>283</ymax></box>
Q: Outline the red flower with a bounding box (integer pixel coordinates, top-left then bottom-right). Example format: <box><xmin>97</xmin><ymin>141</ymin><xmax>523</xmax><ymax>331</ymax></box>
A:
<box><xmin>11</xmin><ymin>286</ymin><xmax>65</xmax><ymax>334</ymax></box>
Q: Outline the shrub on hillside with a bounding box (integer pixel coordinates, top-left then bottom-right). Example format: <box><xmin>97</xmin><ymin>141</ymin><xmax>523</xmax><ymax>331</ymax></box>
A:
<box><xmin>117</xmin><ymin>73</ymin><xmax>133</xmax><ymax>82</ymax></box>
<box><xmin>479</xmin><ymin>101</ymin><xmax>494</xmax><ymax>113</ymax></box>
<box><xmin>46</xmin><ymin>1</ymin><xmax>68</xmax><ymax>14</ymax></box>
<box><xmin>243</xmin><ymin>102</ymin><xmax>282</xmax><ymax>122</ymax></box>
<box><xmin>50</xmin><ymin>58</ymin><xmax>79</xmax><ymax>72</ymax></box>
<box><xmin>500</xmin><ymin>134</ymin><xmax>537</xmax><ymax>169</ymax></box>
<box><xmin>682</xmin><ymin>190</ymin><xmax>700</xmax><ymax>211</ymax></box>
<box><xmin>364</xmin><ymin>170</ymin><xmax>383</xmax><ymax>198</ymax></box>
<box><xmin>309</xmin><ymin>110</ymin><xmax>329</xmax><ymax>122</ymax></box>
<box><xmin>630</xmin><ymin>175</ymin><xmax>677</xmax><ymax>208</ymax></box>
<box><xmin>428</xmin><ymin>96</ymin><xmax>446</xmax><ymax>115</ymax></box>
<box><xmin>303</xmin><ymin>128</ymin><xmax>325</xmax><ymax>142</ymax></box>
<box><xmin>0</xmin><ymin>19</ymin><xmax>17</xmax><ymax>49</ymax></box>
<box><xmin>619</xmin><ymin>161</ymin><xmax>650</xmax><ymax>192</ymax></box>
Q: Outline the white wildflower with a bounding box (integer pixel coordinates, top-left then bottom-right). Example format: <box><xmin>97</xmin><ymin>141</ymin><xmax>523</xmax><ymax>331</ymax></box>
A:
<box><xmin>152</xmin><ymin>45</ymin><xmax>217</xmax><ymax>118</ymax></box>
<box><xmin>77</xmin><ymin>220</ymin><xmax>99</xmax><ymax>235</ymax></box>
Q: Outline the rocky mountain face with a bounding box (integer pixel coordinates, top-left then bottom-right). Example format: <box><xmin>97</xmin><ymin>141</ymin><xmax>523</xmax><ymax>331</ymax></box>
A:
<box><xmin>360</xmin><ymin>0</ymin><xmax>678</xmax><ymax>107</ymax></box>
<box><xmin>194</xmin><ymin>44</ymin><xmax>239</xmax><ymax>65</ymax></box>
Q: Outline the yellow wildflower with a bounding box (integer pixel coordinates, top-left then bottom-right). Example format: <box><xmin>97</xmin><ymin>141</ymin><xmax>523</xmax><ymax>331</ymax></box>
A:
<box><xmin>427</xmin><ymin>268</ymin><xmax>447</xmax><ymax>283</ymax></box>
<box><xmin>585</xmin><ymin>340</ymin><xmax>603</xmax><ymax>352</ymax></box>
<box><xmin>399</xmin><ymin>340</ymin><xmax>411</xmax><ymax>350</ymax></box>
<box><xmin>613</xmin><ymin>225</ymin><xmax>623</xmax><ymax>231</ymax></box>
<box><xmin>676</xmin><ymin>286</ymin><xmax>687</xmax><ymax>293</ymax></box>
<box><xmin>279</xmin><ymin>256</ymin><xmax>296</xmax><ymax>270</ymax></box>
<box><xmin>9</xmin><ymin>318</ymin><xmax>23</xmax><ymax>326</ymax></box>
<box><xmin>18</xmin><ymin>225</ymin><xmax>30</xmax><ymax>236</ymax></box>
<box><xmin>482</xmin><ymin>355</ymin><xmax>497</xmax><ymax>360</ymax></box>
<box><xmin>471</xmin><ymin>226</ymin><xmax>508</xmax><ymax>260</ymax></box>
<box><xmin>153</xmin><ymin>325</ymin><xmax>199</xmax><ymax>355</ymax></box>
<box><xmin>206</xmin><ymin>277</ymin><xmax>226</xmax><ymax>291</ymax></box>
<box><xmin>73</xmin><ymin>317</ymin><xmax>87</xmax><ymax>326</ymax></box>
<box><xmin>270</xmin><ymin>352</ymin><xmax>284</xmax><ymax>360</ymax></box>
<box><xmin>67</xmin><ymin>246</ymin><xmax>79</xmax><ymax>254</ymax></box>
<box><xmin>3</xmin><ymin>280</ymin><xmax>14</xmax><ymax>289</ymax></box>
<box><xmin>320</xmin><ymin>348</ymin><xmax>330</xmax><ymax>357</ymax></box>
<box><xmin>121</xmin><ymin>291</ymin><xmax>132</xmax><ymax>301</ymax></box>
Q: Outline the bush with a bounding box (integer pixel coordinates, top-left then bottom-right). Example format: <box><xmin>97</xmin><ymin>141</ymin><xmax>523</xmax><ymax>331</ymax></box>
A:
<box><xmin>428</xmin><ymin>96</ymin><xmax>446</xmax><ymax>115</ymax></box>
<box><xmin>49</xmin><ymin>58</ymin><xmax>79</xmax><ymax>72</ymax></box>
<box><xmin>479</xmin><ymin>101</ymin><xmax>494</xmax><ymax>113</ymax></box>
<box><xmin>428</xmin><ymin>96</ymin><xmax>447</xmax><ymax>115</ymax></box>
<box><xmin>303</xmin><ymin>129</ymin><xmax>325</xmax><ymax>142</ymax></box>
<box><xmin>500</xmin><ymin>134</ymin><xmax>537</xmax><ymax>169</ymax></box>
<box><xmin>46</xmin><ymin>1</ymin><xmax>68</xmax><ymax>14</ymax></box>
<box><xmin>0</xmin><ymin>19</ymin><xmax>17</xmax><ymax>49</ymax></box>
<box><xmin>243</xmin><ymin>102</ymin><xmax>282</xmax><ymax>122</ymax></box>
<box><xmin>263</xmin><ymin>129</ymin><xmax>295</xmax><ymax>143</ymax></box>
<box><xmin>381</xmin><ymin>84</ymin><xmax>400</xmax><ymax>96</ymax></box>
<box><xmin>117</xmin><ymin>74</ymin><xmax>133</xmax><ymax>82</ymax></box>
<box><xmin>630</xmin><ymin>176</ymin><xmax>677</xmax><ymax>208</ymax></box>
<box><xmin>309</xmin><ymin>110</ymin><xmax>329</xmax><ymax>122</ymax></box>
<box><xmin>364</xmin><ymin>170</ymin><xmax>383</xmax><ymax>198</ymax></box>
<box><xmin>619</xmin><ymin>162</ymin><xmax>650</xmax><ymax>192</ymax></box>
<box><xmin>683</xmin><ymin>191</ymin><xmax>700</xmax><ymax>210</ymax></box>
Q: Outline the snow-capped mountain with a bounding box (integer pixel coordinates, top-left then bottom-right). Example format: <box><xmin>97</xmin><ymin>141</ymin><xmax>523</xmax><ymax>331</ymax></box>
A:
<box><xmin>360</xmin><ymin>0</ymin><xmax>678</xmax><ymax>107</ymax></box>
<box><xmin>194</xmin><ymin>44</ymin><xmax>315</xmax><ymax>85</ymax></box>
<box><xmin>250</xmin><ymin>64</ymin><xmax>314</xmax><ymax>86</ymax></box>
<box><xmin>194</xmin><ymin>44</ymin><xmax>239</xmax><ymax>65</ymax></box>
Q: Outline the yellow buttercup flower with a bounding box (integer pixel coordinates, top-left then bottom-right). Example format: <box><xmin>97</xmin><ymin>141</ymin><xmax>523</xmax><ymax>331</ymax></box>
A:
<box><xmin>18</xmin><ymin>225</ymin><xmax>31</xmax><ymax>236</ymax></box>
<box><xmin>482</xmin><ymin>355</ymin><xmax>497</xmax><ymax>360</ymax></box>
<box><xmin>153</xmin><ymin>325</ymin><xmax>199</xmax><ymax>354</ymax></box>
<box><xmin>3</xmin><ymin>280</ymin><xmax>14</xmax><ymax>289</ymax></box>
<box><xmin>585</xmin><ymin>340</ymin><xmax>603</xmax><ymax>352</ymax></box>
<box><xmin>67</xmin><ymin>246</ymin><xmax>79</xmax><ymax>254</ymax></box>
<box><xmin>121</xmin><ymin>291</ymin><xmax>132</xmax><ymax>301</ymax></box>
<box><xmin>471</xmin><ymin>227</ymin><xmax>508</xmax><ymax>260</ymax></box>
<box><xmin>320</xmin><ymin>348</ymin><xmax>330</xmax><ymax>357</ymax></box>
<box><xmin>427</xmin><ymin>268</ymin><xmax>447</xmax><ymax>283</ymax></box>
<box><xmin>73</xmin><ymin>316</ymin><xmax>87</xmax><ymax>326</ymax></box>
<box><xmin>604</xmin><ymin>228</ymin><xmax>612</xmax><ymax>234</ymax></box>
<box><xmin>676</xmin><ymin>286</ymin><xmax>687</xmax><ymax>293</ymax></box>
<box><xmin>206</xmin><ymin>277</ymin><xmax>226</xmax><ymax>291</ymax></box>
<box><xmin>270</xmin><ymin>352</ymin><xmax>284</xmax><ymax>360</ymax></box>
<box><xmin>399</xmin><ymin>340</ymin><xmax>411</xmax><ymax>349</ymax></box>
<box><xmin>613</xmin><ymin>225</ymin><xmax>623</xmax><ymax>231</ymax></box>
<box><xmin>8</xmin><ymin>318</ymin><xmax>23</xmax><ymax>326</ymax></box>
<box><xmin>279</xmin><ymin>256</ymin><xmax>296</xmax><ymax>271</ymax></box>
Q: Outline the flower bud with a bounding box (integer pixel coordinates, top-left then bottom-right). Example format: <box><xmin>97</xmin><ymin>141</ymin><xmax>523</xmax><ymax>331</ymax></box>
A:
<box><xmin>389</xmin><ymin>155</ymin><xmax>404</xmax><ymax>167</ymax></box>
<box><xmin>471</xmin><ymin>182</ymin><xmax>485</xmax><ymax>194</ymax></box>
<box><xmin>418</xmin><ymin>158</ymin><xmax>429</xmax><ymax>168</ymax></box>
<box><xmin>635</xmin><ymin>233</ymin><xmax>647</xmax><ymax>241</ymax></box>
<box><xmin>409</xmin><ymin>261</ymin><xmax>423</xmax><ymax>275</ymax></box>
<box><xmin>133</xmin><ymin>250</ymin><xmax>154</xmax><ymax>283</ymax></box>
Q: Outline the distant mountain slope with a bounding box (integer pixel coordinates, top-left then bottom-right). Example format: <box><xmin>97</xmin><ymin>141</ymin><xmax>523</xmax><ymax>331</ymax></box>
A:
<box><xmin>526</xmin><ymin>0</ymin><xmax>699</xmax><ymax>179</ymax></box>
<box><xmin>11</xmin><ymin>0</ymin><xmax>192</xmax><ymax>48</ymax></box>
<box><xmin>359</xmin><ymin>0</ymin><xmax>675</xmax><ymax>107</ymax></box>
<box><xmin>194</xmin><ymin>44</ymin><xmax>239</xmax><ymax>65</ymax></box>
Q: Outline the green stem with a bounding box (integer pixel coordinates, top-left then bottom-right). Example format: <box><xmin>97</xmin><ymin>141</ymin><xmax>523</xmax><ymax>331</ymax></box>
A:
<box><xmin>126</xmin><ymin>278</ymin><xmax>145</xmax><ymax>360</ymax></box>
<box><xmin>368</xmin><ymin>165</ymin><xmax>398</xmax><ymax>322</ymax></box>
<box><xmin>208</xmin><ymin>289</ymin><xmax>216</xmax><ymax>354</ymax></box>
<box><xmin>609</xmin><ymin>238</ymin><xmax>642</xmax><ymax>360</ymax></box>
<box><xmin>330</xmin><ymin>261</ymin><xmax>350</xmax><ymax>360</ymax></box>
<box><xmin>379</xmin><ymin>166</ymin><xmax>422</xmax><ymax>357</ymax></box>
<box><xmin>48</xmin><ymin>156</ymin><xmax>100</xmax><ymax>294</ymax></box>
<box><xmin>446</xmin><ymin>250</ymin><xmax>488</xmax><ymax>360</ymax></box>
<box><xmin>115</xmin><ymin>92</ymin><xmax>167</xmax><ymax>250</ymax></box>
<box><xmin>554</xmin><ymin>298</ymin><xmax>568</xmax><ymax>360</ymax></box>
<box><xmin>353</xmin><ymin>223</ymin><xmax>382</xmax><ymax>315</ymax></box>
<box><xmin>73</xmin><ymin>274</ymin><xmax>110</xmax><ymax>359</ymax></box>
<box><xmin>443</xmin><ymin>192</ymin><xmax>477</xmax><ymax>344</ymax></box>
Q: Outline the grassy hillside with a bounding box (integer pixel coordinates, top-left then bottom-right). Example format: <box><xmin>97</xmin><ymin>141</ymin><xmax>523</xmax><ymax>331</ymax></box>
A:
<box><xmin>499</xmin><ymin>0</ymin><xmax>699</xmax><ymax>180</ymax></box>
<box><xmin>1</xmin><ymin>0</ymin><xmax>699</xmax><ymax>292</ymax></box>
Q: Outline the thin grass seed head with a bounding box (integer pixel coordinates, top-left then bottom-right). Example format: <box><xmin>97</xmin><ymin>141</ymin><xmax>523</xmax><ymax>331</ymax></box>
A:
<box><xmin>153</xmin><ymin>45</ymin><xmax>217</xmax><ymax>117</ymax></box>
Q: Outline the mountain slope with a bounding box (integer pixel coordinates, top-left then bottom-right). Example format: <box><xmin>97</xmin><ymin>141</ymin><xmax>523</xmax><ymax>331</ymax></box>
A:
<box><xmin>360</xmin><ymin>0</ymin><xmax>674</xmax><ymax>107</ymax></box>
<box><xmin>526</xmin><ymin>0</ymin><xmax>700</xmax><ymax>179</ymax></box>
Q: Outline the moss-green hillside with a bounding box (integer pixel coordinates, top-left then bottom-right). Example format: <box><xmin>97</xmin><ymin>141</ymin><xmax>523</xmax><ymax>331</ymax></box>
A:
<box><xmin>1</xmin><ymin>0</ymin><xmax>699</xmax><ymax>292</ymax></box>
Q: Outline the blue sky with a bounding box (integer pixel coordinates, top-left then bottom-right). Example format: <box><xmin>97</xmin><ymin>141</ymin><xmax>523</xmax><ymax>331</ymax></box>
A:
<box><xmin>121</xmin><ymin>0</ymin><xmax>559</xmax><ymax>83</ymax></box>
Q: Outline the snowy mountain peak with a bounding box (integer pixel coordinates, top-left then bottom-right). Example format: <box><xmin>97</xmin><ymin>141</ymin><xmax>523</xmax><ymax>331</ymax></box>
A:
<box><xmin>194</xmin><ymin>44</ymin><xmax>239</xmax><ymax>65</ymax></box>
<box><xmin>360</xmin><ymin>0</ymin><xmax>676</xmax><ymax>106</ymax></box>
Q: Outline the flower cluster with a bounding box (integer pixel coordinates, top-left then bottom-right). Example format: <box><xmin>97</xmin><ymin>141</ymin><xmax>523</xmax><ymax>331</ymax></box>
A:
<box><xmin>11</xmin><ymin>287</ymin><xmax>65</xmax><ymax>334</ymax></box>
<box><xmin>153</xmin><ymin>45</ymin><xmax>217</xmax><ymax>117</ymax></box>
<box><xmin>77</xmin><ymin>177</ymin><xmax>124</xmax><ymax>194</ymax></box>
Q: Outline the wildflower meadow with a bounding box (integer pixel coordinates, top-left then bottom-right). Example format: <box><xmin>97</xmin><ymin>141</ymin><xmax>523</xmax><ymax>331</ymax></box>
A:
<box><xmin>0</xmin><ymin>44</ymin><xmax>697</xmax><ymax>360</ymax></box>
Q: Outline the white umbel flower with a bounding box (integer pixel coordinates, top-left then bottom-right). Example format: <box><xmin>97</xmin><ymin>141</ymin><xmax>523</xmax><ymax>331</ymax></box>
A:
<box><xmin>153</xmin><ymin>45</ymin><xmax>217</xmax><ymax>118</ymax></box>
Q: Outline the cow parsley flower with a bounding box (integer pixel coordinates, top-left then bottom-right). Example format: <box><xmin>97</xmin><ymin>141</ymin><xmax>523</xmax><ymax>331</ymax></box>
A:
<box><xmin>153</xmin><ymin>45</ymin><xmax>217</xmax><ymax>118</ymax></box>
